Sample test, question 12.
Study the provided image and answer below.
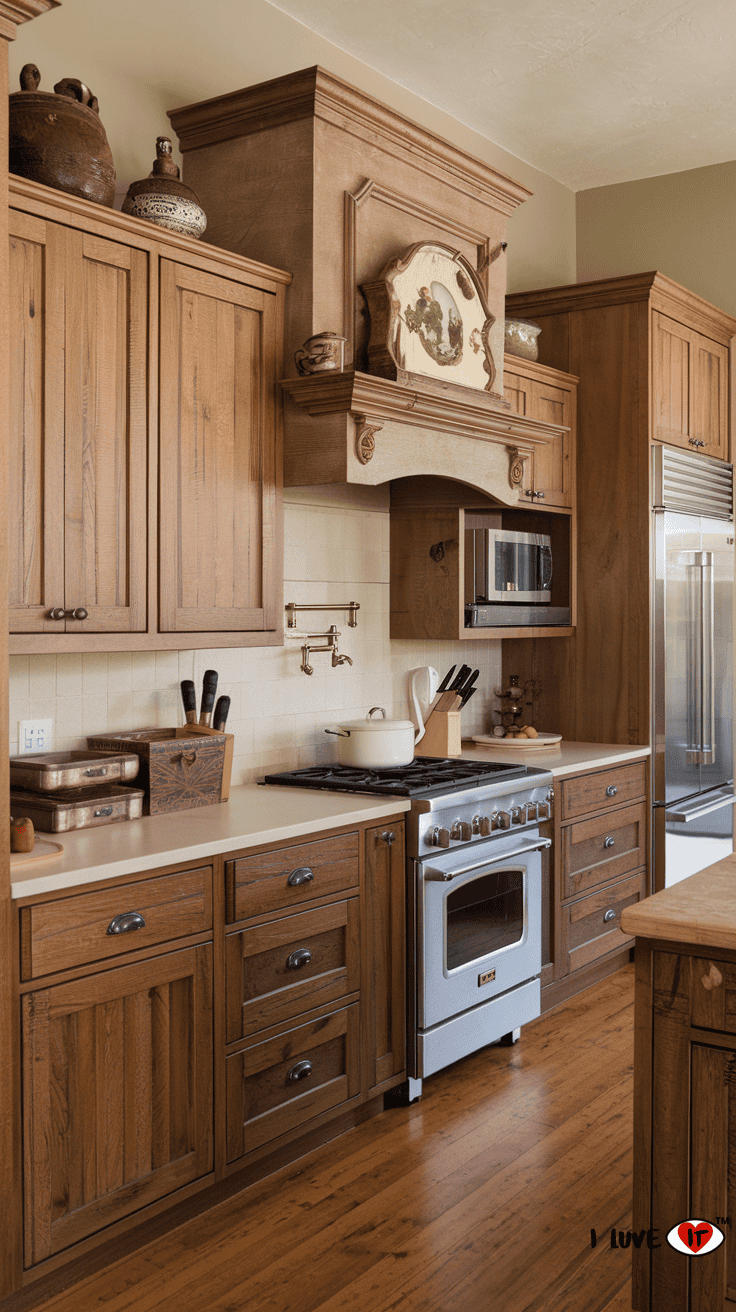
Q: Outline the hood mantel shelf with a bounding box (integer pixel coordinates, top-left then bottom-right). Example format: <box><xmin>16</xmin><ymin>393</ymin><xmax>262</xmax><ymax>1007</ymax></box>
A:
<box><xmin>281</xmin><ymin>369</ymin><xmax>566</xmax><ymax>502</ymax></box>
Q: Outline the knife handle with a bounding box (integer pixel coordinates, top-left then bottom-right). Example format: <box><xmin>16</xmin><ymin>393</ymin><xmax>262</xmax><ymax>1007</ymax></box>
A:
<box><xmin>180</xmin><ymin>679</ymin><xmax>197</xmax><ymax>725</ymax></box>
<box><xmin>213</xmin><ymin>696</ymin><xmax>230</xmax><ymax>732</ymax></box>
<box><xmin>199</xmin><ymin>669</ymin><xmax>218</xmax><ymax>726</ymax></box>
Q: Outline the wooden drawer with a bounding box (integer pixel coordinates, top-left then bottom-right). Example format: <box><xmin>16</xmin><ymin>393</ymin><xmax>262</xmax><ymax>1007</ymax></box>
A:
<box><xmin>225</xmin><ymin>1002</ymin><xmax>360</xmax><ymax>1161</ymax></box>
<box><xmin>225</xmin><ymin>898</ymin><xmax>360</xmax><ymax>1042</ymax></box>
<box><xmin>562</xmin><ymin>870</ymin><xmax>646</xmax><ymax>975</ymax></box>
<box><xmin>561</xmin><ymin>762</ymin><xmax>647</xmax><ymax>821</ymax></box>
<box><xmin>21</xmin><ymin>867</ymin><xmax>213</xmax><ymax>980</ymax></box>
<box><xmin>690</xmin><ymin>957</ymin><xmax>736</xmax><ymax>1036</ymax></box>
<box><xmin>227</xmin><ymin>832</ymin><xmax>359</xmax><ymax>923</ymax></box>
<box><xmin>562</xmin><ymin>802</ymin><xmax>647</xmax><ymax>899</ymax></box>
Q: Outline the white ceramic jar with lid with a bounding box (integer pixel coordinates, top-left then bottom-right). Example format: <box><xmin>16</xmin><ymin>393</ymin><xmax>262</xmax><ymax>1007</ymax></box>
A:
<box><xmin>325</xmin><ymin>707</ymin><xmax>416</xmax><ymax>768</ymax></box>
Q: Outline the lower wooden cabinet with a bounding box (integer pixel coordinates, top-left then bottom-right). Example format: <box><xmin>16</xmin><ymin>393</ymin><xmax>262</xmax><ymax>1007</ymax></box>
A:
<box><xmin>22</xmin><ymin>943</ymin><xmax>213</xmax><ymax>1266</ymax></box>
<box><xmin>363</xmin><ymin>821</ymin><xmax>406</xmax><ymax>1093</ymax></box>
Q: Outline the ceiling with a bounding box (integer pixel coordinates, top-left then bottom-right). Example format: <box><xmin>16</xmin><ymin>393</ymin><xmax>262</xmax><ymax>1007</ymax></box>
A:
<box><xmin>267</xmin><ymin>0</ymin><xmax>736</xmax><ymax>191</ymax></box>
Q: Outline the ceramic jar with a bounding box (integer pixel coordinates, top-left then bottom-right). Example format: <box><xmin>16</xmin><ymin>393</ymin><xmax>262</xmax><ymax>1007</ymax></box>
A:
<box><xmin>9</xmin><ymin>64</ymin><xmax>116</xmax><ymax>207</ymax></box>
<box><xmin>122</xmin><ymin>136</ymin><xmax>207</xmax><ymax>239</ymax></box>
<box><xmin>294</xmin><ymin>332</ymin><xmax>347</xmax><ymax>375</ymax></box>
<box><xmin>504</xmin><ymin>318</ymin><xmax>542</xmax><ymax>361</ymax></box>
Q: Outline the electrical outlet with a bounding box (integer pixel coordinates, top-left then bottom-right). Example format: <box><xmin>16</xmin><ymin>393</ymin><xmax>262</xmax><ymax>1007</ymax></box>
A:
<box><xmin>19</xmin><ymin>719</ymin><xmax>53</xmax><ymax>753</ymax></box>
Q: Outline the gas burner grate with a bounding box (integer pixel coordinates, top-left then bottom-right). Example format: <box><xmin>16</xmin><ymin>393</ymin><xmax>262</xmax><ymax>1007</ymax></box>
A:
<box><xmin>262</xmin><ymin>757</ymin><xmax>528</xmax><ymax>798</ymax></box>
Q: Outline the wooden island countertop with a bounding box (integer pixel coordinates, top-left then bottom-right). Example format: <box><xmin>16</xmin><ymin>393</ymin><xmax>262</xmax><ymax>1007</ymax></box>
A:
<box><xmin>621</xmin><ymin>850</ymin><xmax>736</xmax><ymax>949</ymax></box>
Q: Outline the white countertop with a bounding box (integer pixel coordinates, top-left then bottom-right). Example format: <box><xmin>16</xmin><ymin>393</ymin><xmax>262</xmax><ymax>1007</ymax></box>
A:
<box><xmin>460</xmin><ymin>740</ymin><xmax>650</xmax><ymax>777</ymax></box>
<box><xmin>11</xmin><ymin>786</ymin><xmax>411</xmax><ymax>900</ymax></box>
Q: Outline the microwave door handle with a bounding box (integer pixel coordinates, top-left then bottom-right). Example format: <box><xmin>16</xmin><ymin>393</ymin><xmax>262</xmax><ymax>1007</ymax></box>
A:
<box><xmin>423</xmin><ymin>836</ymin><xmax>551</xmax><ymax>881</ymax></box>
<box><xmin>540</xmin><ymin>544</ymin><xmax>553</xmax><ymax>591</ymax></box>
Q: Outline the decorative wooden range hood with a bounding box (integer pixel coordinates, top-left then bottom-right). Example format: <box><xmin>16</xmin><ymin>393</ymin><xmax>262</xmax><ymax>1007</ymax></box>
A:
<box><xmin>169</xmin><ymin>67</ymin><xmax>554</xmax><ymax>500</ymax></box>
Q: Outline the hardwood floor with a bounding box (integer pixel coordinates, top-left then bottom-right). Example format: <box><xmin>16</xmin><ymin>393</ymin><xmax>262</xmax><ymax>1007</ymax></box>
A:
<box><xmin>31</xmin><ymin>964</ymin><xmax>635</xmax><ymax>1312</ymax></box>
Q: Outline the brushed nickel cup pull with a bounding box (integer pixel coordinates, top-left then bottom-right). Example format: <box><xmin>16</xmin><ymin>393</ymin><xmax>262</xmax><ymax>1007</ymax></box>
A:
<box><xmin>49</xmin><ymin>607</ymin><xmax>66</xmax><ymax>620</ymax></box>
<box><xmin>603</xmin><ymin>909</ymin><xmax>617</xmax><ymax>923</ymax></box>
<box><xmin>606</xmin><ymin>785</ymin><xmax>618</xmax><ymax>797</ymax></box>
<box><xmin>287</xmin><ymin>866</ymin><xmax>314</xmax><ymax>886</ymax></box>
<box><xmin>107</xmin><ymin>910</ymin><xmax>145</xmax><ymax>935</ymax></box>
<box><xmin>604</xmin><ymin>836</ymin><xmax>615</xmax><ymax>848</ymax></box>
<box><xmin>380</xmin><ymin>831</ymin><xmax>395</xmax><ymax>845</ymax></box>
<box><xmin>287</xmin><ymin>1060</ymin><xmax>313</xmax><ymax>1083</ymax></box>
<box><xmin>287</xmin><ymin>948</ymin><xmax>312</xmax><ymax>970</ymax></box>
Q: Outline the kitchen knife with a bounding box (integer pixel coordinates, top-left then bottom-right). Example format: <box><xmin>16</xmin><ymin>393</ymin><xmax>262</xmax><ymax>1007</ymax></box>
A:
<box><xmin>459</xmin><ymin>684</ymin><xmax>478</xmax><ymax>709</ymax></box>
<box><xmin>180</xmin><ymin>679</ymin><xmax>197</xmax><ymax>725</ymax></box>
<box><xmin>459</xmin><ymin>669</ymin><xmax>480</xmax><ymax>700</ymax></box>
<box><xmin>213</xmin><ymin>695</ymin><xmax>231</xmax><ymax>732</ymax></box>
<box><xmin>199</xmin><ymin>669</ymin><xmax>218</xmax><ymax>726</ymax></box>
<box><xmin>429</xmin><ymin>665</ymin><xmax>456</xmax><ymax>710</ymax></box>
<box><xmin>435</xmin><ymin>666</ymin><xmax>471</xmax><ymax>712</ymax></box>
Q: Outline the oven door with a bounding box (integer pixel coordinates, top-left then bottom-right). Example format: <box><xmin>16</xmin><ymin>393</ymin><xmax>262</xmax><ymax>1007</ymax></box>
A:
<box><xmin>417</xmin><ymin>832</ymin><xmax>548</xmax><ymax>1030</ymax></box>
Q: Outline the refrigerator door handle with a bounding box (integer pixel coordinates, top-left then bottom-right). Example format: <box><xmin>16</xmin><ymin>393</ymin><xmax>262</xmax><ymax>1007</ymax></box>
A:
<box><xmin>665</xmin><ymin>790</ymin><xmax>736</xmax><ymax>823</ymax></box>
<box><xmin>686</xmin><ymin>551</ymin><xmax>715</xmax><ymax>766</ymax></box>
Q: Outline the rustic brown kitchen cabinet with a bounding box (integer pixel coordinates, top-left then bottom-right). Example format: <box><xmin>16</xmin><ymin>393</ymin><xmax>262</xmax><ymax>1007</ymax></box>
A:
<box><xmin>8</xmin><ymin>176</ymin><xmax>289</xmax><ymax>654</ymax></box>
<box><xmin>652</xmin><ymin>310</ymin><xmax>730</xmax><ymax>459</ymax></box>
<box><xmin>502</xmin><ymin>357</ymin><xmax>576</xmax><ymax>509</ymax></box>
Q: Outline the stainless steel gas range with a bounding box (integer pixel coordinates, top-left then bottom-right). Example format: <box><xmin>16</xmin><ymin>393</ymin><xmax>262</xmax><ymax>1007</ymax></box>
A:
<box><xmin>263</xmin><ymin>757</ymin><xmax>554</xmax><ymax>1100</ymax></box>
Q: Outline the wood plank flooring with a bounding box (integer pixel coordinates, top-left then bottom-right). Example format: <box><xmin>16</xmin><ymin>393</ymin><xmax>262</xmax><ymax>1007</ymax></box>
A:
<box><xmin>30</xmin><ymin>964</ymin><xmax>636</xmax><ymax>1312</ymax></box>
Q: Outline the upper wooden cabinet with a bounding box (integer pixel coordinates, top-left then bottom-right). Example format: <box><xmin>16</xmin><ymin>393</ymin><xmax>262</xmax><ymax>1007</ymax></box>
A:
<box><xmin>651</xmin><ymin>310</ymin><xmax>730</xmax><ymax>459</ymax></box>
<box><xmin>8</xmin><ymin>177</ymin><xmax>289</xmax><ymax>654</ymax></box>
<box><xmin>502</xmin><ymin>357</ymin><xmax>576</xmax><ymax>508</ymax></box>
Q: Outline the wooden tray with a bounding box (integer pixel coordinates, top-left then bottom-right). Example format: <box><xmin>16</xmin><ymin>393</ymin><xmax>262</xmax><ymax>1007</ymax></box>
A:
<box><xmin>10</xmin><ymin>838</ymin><xmax>64</xmax><ymax>868</ymax></box>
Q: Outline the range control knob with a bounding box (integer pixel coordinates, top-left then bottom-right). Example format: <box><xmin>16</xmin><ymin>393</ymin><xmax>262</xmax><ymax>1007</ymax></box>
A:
<box><xmin>537</xmin><ymin>800</ymin><xmax>551</xmax><ymax>820</ymax></box>
<box><xmin>459</xmin><ymin>821</ymin><xmax>472</xmax><ymax>842</ymax></box>
<box><xmin>525</xmin><ymin>802</ymin><xmax>538</xmax><ymax>821</ymax></box>
<box><xmin>436</xmin><ymin>827</ymin><xmax>451</xmax><ymax>848</ymax></box>
<box><xmin>510</xmin><ymin>806</ymin><xmax>524</xmax><ymax>825</ymax></box>
<box><xmin>475</xmin><ymin>814</ymin><xmax>492</xmax><ymax>836</ymax></box>
<box><xmin>495</xmin><ymin>810</ymin><xmax>512</xmax><ymax>830</ymax></box>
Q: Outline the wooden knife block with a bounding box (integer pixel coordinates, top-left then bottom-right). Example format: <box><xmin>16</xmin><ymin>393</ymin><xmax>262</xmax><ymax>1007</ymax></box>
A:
<box><xmin>415</xmin><ymin>712</ymin><xmax>462</xmax><ymax>758</ymax></box>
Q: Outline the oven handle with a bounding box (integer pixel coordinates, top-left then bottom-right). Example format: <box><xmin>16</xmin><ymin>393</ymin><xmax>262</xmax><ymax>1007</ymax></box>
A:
<box><xmin>423</xmin><ymin>836</ymin><xmax>551</xmax><ymax>881</ymax></box>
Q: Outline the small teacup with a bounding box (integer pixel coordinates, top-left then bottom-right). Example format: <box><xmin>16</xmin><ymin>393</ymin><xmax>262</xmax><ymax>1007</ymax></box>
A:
<box><xmin>294</xmin><ymin>332</ymin><xmax>346</xmax><ymax>375</ymax></box>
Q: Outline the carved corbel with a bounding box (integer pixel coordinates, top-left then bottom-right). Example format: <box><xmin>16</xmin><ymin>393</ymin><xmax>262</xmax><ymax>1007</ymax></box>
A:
<box><xmin>506</xmin><ymin>445</ymin><xmax>529</xmax><ymax>491</ymax></box>
<box><xmin>354</xmin><ymin>413</ymin><xmax>383</xmax><ymax>464</ymax></box>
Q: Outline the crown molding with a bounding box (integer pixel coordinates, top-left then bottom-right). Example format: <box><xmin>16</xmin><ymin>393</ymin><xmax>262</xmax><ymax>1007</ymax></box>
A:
<box><xmin>0</xmin><ymin>0</ymin><xmax>58</xmax><ymax>40</ymax></box>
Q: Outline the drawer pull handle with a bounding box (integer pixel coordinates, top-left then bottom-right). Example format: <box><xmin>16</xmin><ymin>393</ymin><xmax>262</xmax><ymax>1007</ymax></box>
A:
<box><xmin>603</xmin><ymin>909</ymin><xmax>617</xmax><ymax>923</ymax></box>
<box><xmin>380</xmin><ymin>830</ymin><xmax>395</xmax><ymax>845</ymax></box>
<box><xmin>287</xmin><ymin>866</ymin><xmax>314</xmax><ymax>887</ymax></box>
<box><xmin>287</xmin><ymin>1060</ymin><xmax>313</xmax><ymax>1083</ymax></box>
<box><xmin>604</xmin><ymin>836</ymin><xmax>615</xmax><ymax>848</ymax></box>
<box><xmin>287</xmin><ymin>948</ymin><xmax>312</xmax><ymax>970</ymax></box>
<box><xmin>606</xmin><ymin>785</ymin><xmax>618</xmax><ymax>797</ymax></box>
<box><xmin>84</xmin><ymin>766</ymin><xmax>108</xmax><ymax>776</ymax></box>
<box><xmin>94</xmin><ymin>806</ymin><xmax>114</xmax><ymax>817</ymax></box>
<box><xmin>107</xmin><ymin>911</ymin><xmax>146</xmax><ymax>936</ymax></box>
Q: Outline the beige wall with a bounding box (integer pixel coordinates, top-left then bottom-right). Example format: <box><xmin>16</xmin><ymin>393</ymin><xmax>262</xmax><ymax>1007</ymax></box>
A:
<box><xmin>8</xmin><ymin>0</ymin><xmax>577</xmax><ymax>775</ymax></box>
<box><xmin>576</xmin><ymin>160</ymin><xmax>736</xmax><ymax>314</ymax></box>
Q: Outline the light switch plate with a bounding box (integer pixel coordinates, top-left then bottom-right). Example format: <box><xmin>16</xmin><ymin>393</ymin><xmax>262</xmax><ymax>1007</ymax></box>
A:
<box><xmin>18</xmin><ymin>719</ymin><xmax>53</xmax><ymax>753</ymax></box>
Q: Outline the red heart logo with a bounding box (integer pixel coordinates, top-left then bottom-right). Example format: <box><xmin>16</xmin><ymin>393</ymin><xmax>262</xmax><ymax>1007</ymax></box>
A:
<box><xmin>678</xmin><ymin>1222</ymin><xmax>713</xmax><ymax>1252</ymax></box>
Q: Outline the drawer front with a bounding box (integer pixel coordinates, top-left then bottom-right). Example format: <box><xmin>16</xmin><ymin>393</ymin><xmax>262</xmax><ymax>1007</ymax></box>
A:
<box><xmin>225</xmin><ymin>1002</ymin><xmax>360</xmax><ymax>1161</ymax></box>
<box><xmin>225</xmin><ymin>898</ymin><xmax>360</xmax><ymax>1042</ymax></box>
<box><xmin>23</xmin><ymin>867</ymin><xmax>213</xmax><ymax>979</ymax></box>
<box><xmin>690</xmin><ymin>957</ymin><xmax>736</xmax><ymax>1035</ymax></box>
<box><xmin>562</xmin><ymin>802</ymin><xmax>647</xmax><ymax>898</ymax></box>
<box><xmin>563</xmin><ymin>870</ymin><xmax>646</xmax><ymax>974</ymax></box>
<box><xmin>227</xmin><ymin>832</ymin><xmax>359</xmax><ymax>922</ymax></box>
<box><xmin>561</xmin><ymin>762</ymin><xmax>647</xmax><ymax>820</ymax></box>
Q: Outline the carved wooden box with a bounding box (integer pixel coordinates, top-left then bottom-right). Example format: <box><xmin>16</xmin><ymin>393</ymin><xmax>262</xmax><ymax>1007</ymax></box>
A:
<box><xmin>87</xmin><ymin>728</ymin><xmax>227</xmax><ymax>814</ymax></box>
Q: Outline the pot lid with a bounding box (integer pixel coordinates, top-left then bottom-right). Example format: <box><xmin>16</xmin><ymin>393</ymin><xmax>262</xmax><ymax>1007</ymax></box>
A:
<box><xmin>338</xmin><ymin>707</ymin><xmax>414</xmax><ymax>732</ymax></box>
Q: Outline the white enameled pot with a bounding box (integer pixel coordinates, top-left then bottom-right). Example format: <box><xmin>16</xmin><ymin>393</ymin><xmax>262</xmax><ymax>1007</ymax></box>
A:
<box><xmin>325</xmin><ymin>706</ymin><xmax>416</xmax><ymax>768</ymax></box>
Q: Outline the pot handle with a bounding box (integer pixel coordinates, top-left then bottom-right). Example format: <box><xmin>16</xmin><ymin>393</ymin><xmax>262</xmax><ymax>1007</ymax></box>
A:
<box><xmin>325</xmin><ymin>728</ymin><xmax>351</xmax><ymax>738</ymax></box>
<box><xmin>367</xmin><ymin>707</ymin><xmax>386</xmax><ymax>719</ymax></box>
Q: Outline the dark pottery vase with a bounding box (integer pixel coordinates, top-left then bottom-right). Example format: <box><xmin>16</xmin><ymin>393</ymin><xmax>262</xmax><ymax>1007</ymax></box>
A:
<box><xmin>9</xmin><ymin>64</ymin><xmax>116</xmax><ymax>207</ymax></box>
<box><xmin>122</xmin><ymin>136</ymin><xmax>207</xmax><ymax>239</ymax></box>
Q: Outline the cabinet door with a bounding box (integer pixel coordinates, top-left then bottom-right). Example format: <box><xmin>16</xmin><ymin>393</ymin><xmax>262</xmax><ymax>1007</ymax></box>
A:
<box><xmin>652</xmin><ymin>312</ymin><xmax>729</xmax><ymax>460</ymax></box>
<box><xmin>8</xmin><ymin>211</ymin><xmax>65</xmax><ymax>632</ymax></box>
<box><xmin>690</xmin><ymin>1043</ymin><xmax>736</xmax><ymax>1310</ymax></box>
<box><xmin>529</xmin><ymin>378</ymin><xmax>573</xmax><ymax>508</ymax></box>
<box><xmin>22</xmin><ymin>944</ymin><xmax>212</xmax><ymax>1266</ymax></box>
<box><xmin>362</xmin><ymin>822</ymin><xmax>406</xmax><ymax>1093</ymax></box>
<box><xmin>64</xmin><ymin>230</ymin><xmax>149</xmax><ymax>631</ymax></box>
<box><xmin>158</xmin><ymin>260</ymin><xmax>279</xmax><ymax>634</ymax></box>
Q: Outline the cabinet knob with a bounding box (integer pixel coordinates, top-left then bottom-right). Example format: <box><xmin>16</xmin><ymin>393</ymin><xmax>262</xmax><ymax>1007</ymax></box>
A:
<box><xmin>286</xmin><ymin>948</ymin><xmax>312</xmax><ymax>970</ymax></box>
<box><xmin>606</xmin><ymin>785</ymin><xmax>618</xmax><ymax>797</ymax></box>
<box><xmin>604</xmin><ymin>836</ymin><xmax>615</xmax><ymax>848</ymax></box>
<box><xmin>287</xmin><ymin>866</ymin><xmax>314</xmax><ymax>886</ymax></box>
<box><xmin>380</xmin><ymin>831</ymin><xmax>395</xmax><ymax>845</ymax></box>
<box><xmin>287</xmin><ymin>1060</ymin><xmax>313</xmax><ymax>1083</ymax></box>
<box><xmin>67</xmin><ymin>607</ymin><xmax>88</xmax><ymax>621</ymax></box>
<box><xmin>603</xmin><ymin>908</ymin><xmax>617</xmax><ymax>923</ymax></box>
<box><xmin>49</xmin><ymin>607</ymin><xmax>66</xmax><ymax>621</ymax></box>
<box><xmin>107</xmin><ymin>910</ymin><xmax>145</xmax><ymax>935</ymax></box>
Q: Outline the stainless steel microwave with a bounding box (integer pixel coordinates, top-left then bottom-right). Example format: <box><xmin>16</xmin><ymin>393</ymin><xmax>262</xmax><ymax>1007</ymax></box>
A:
<box><xmin>466</xmin><ymin>527</ymin><xmax>552</xmax><ymax>603</ymax></box>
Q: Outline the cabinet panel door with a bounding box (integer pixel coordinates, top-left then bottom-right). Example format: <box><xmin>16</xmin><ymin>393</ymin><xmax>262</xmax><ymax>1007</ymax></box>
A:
<box><xmin>362</xmin><ymin>822</ymin><xmax>406</xmax><ymax>1092</ymax></box>
<box><xmin>530</xmin><ymin>379</ymin><xmax>573</xmax><ymax>508</ymax></box>
<box><xmin>8</xmin><ymin>211</ymin><xmax>65</xmax><ymax>632</ymax></box>
<box><xmin>158</xmin><ymin>261</ymin><xmax>279</xmax><ymax>633</ymax></box>
<box><xmin>652</xmin><ymin>312</ymin><xmax>695</xmax><ymax>449</ymax></box>
<box><xmin>693</xmin><ymin>334</ymin><xmax>729</xmax><ymax>460</ymax></box>
<box><xmin>64</xmin><ymin>230</ymin><xmax>149</xmax><ymax>632</ymax></box>
<box><xmin>22</xmin><ymin>944</ymin><xmax>213</xmax><ymax>1266</ymax></box>
<box><xmin>690</xmin><ymin>1043</ymin><xmax>736</xmax><ymax>1309</ymax></box>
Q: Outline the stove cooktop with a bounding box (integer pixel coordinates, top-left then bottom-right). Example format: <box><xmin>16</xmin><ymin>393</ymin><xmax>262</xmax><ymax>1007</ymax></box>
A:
<box><xmin>262</xmin><ymin>757</ymin><xmax>528</xmax><ymax>798</ymax></box>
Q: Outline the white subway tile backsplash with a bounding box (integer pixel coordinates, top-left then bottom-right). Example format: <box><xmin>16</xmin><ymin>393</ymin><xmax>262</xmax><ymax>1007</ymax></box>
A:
<box><xmin>19</xmin><ymin>502</ymin><xmax>502</xmax><ymax>787</ymax></box>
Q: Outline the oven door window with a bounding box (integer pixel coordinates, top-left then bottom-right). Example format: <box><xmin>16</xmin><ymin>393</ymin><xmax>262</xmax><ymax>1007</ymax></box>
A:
<box><xmin>445</xmin><ymin>866</ymin><xmax>524</xmax><ymax>971</ymax></box>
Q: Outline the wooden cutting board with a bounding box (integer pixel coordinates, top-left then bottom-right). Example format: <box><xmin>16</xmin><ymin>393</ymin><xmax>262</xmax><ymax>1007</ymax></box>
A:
<box><xmin>10</xmin><ymin>838</ymin><xmax>64</xmax><ymax>868</ymax></box>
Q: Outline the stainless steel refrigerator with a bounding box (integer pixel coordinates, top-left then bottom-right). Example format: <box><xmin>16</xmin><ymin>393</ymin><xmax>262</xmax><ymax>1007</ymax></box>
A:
<box><xmin>653</xmin><ymin>445</ymin><xmax>735</xmax><ymax>889</ymax></box>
